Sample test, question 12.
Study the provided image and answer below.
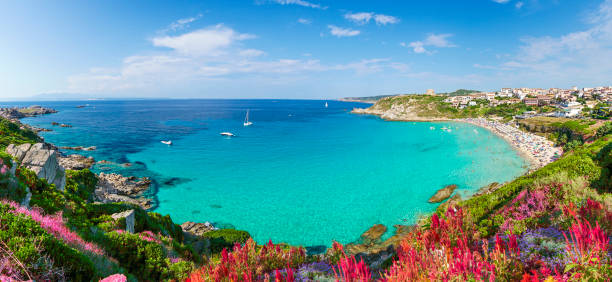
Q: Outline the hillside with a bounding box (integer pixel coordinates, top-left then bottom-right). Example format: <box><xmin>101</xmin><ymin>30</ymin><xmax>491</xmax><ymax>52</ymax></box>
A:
<box><xmin>0</xmin><ymin>116</ymin><xmax>610</xmax><ymax>281</ymax></box>
<box><xmin>352</xmin><ymin>94</ymin><xmax>538</xmax><ymax>121</ymax></box>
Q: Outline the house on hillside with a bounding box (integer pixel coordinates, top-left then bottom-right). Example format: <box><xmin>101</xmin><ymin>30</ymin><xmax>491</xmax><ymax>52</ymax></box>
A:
<box><xmin>524</xmin><ymin>98</ymin><xmax>539</xmax><ymax>106</ymax></box>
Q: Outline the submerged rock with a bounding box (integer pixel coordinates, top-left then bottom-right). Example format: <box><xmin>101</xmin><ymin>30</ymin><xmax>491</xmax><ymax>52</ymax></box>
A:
<box><xmin>428</xmin><ymin>184</ymin><xmax>457</xmax><ymax>203</ymax></box>
<box><xmin>360</xmin><ymin>224</ymin><xmax>387</xmax><ymax>246</ymax></box>
<box><xmin>6</xmin><ymin>143</ymin><xmax>66</xmax><ymax>190</ymax></box>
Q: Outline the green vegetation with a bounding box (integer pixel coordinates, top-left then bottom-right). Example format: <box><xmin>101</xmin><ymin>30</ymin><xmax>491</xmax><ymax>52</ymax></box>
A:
<box><xmin>373</xmin><ymin>94</ymin><xmax>532</xmax><ymax>121</ymax></box>
<box><xmin>200</xmin><ymin>229</ymin><xmax>252</xmax><ymax>253</ymax></box>
<box><xmin>0</xmin><ymin>117</ymin><xmax>41</xmax><ymax>148</ymax></box>
<box><xmin>0</xmin><ymin>202</ymin><xmax>96</xmax><ymax>280</ymax></box>
<box><xmin>454</xmin><ymin>134</ymin><xmax>612</xmax><ymax>237</ymax></box>
<box><xmin>440</xmin><ymin>89</ymin><xmax>480</xmax><ymax>96</ymax></box>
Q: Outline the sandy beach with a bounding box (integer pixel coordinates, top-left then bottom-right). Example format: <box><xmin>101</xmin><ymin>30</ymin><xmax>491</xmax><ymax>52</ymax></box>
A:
<box><xmin>461</xmin><ymin>118</ymin><xmax>563</xmax><ymax>169</ymax></box>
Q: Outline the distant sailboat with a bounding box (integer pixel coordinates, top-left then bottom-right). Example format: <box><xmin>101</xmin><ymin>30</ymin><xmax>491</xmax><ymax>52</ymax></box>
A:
<box><xmin>243</xmin><ymin>110</ymin><xmax>253</xmax><ymax>126</ymax></box>
<box><xmin>161</xmin><ymin>140</ymin><xmax>172</xmax><ymax>145</ymax></box>
<box><xmin>325</xmin><ymin>102</ymin><xmax>328</xmax><ymax>108</ymax></box>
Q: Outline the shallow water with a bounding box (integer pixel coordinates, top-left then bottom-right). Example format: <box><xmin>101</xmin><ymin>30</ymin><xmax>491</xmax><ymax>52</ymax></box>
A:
<box><xmin>14</xmin><ymin>99</ymin><xmax>527</xmax><ymax>248</ymax></box>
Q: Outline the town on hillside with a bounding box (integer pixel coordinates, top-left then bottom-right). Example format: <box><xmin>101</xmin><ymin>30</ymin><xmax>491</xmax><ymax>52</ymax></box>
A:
<box><xmin>438</xmin><ymin>86</ymin><xmax>612</xmax><ymax>119</ymax></box>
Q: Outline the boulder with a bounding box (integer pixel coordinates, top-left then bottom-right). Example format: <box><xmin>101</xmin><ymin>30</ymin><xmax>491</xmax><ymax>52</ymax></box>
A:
<box><xmin>111</xmin><ymin>209</ymin><xmax>135</xmax><ymax>233</ymax></box>
<box><xmin>181</xmin><ymin>221</ymin><xmax>216</xmax><ymax>237</ymax></box>
<box><xmin>95</xmin><ymin>172</ymin><xmax>152</xmax><ymax>210</ymax></box>
<box><xmin>6</xmin><ymin>143</ymin><xmax>66</xmax><ymax>190</ymax></box>
<box><xmin>59</xmin><ymin>154</ymin><xmax>95</xmax><ymax>170</ymax></box>
<box><xmin>428</xmin><ymin>184</ymin><xmax>457</xmax><ymax>203</ymax></box>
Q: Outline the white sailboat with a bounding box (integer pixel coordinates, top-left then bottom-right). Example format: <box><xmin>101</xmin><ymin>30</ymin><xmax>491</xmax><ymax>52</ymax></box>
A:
<box><xmin>243</xmin><ymin>109</ymin><xmax>253</xmax><ymax>126</ymax></box>
<box><xmin>325</xmin><ymin>102</ymin><xmax>328</xmax><ymax>108</ymax></box>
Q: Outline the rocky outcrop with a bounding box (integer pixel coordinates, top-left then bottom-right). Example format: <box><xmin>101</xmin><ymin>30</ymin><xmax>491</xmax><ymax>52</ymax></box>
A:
<box><xmin>111</xmin><ymin>209</ymin><xmax>135</xmax><ymax>233</ymax></box>
<box><xmin>181</xmin><ymin>221</ymin><xmax>216</xmax><ymax>237</ymax></box>
<box><xmin>95</xmin><ymin>173</ymin><xmax>152</xmax><ymax>209</ymax></box>
<box><xmin>181</xmin><ymin>222</ymin><xmax>216</xmax><ymax>256</ymax></box>
<box><xmin>342</xmin><ymin>224</ymin><xmax>414</xmax><ymax>272</ymax></box>
<box><xmin>6</xmin><ymin>143</ymin><xmax>66</xmax><ymax>190</ymax></box>
<box><xmin>0</xmin><ymin>106</ymin><xmax>57</xmax><ymax>119</ymax></box>
<box><xmin>59</xmin><ymin>154</ymin><xmax>95</xmax><ymax>170</ymax></box>
<box><xmin>351</xmin><ymin>96</ymin><xmax>449</xmax><ymax>122</ymax></box>
<box><xmin>428</xmin><ymin>184</ymin><xmax>457</xmax><ymax>203</ymax></box>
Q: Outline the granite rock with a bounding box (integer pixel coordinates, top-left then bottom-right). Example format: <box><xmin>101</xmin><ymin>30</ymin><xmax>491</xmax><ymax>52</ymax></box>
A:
<box><xmin>6</xmin><ymin>143</ymin><xmax>66</xmax><ymax>190</ymax></box>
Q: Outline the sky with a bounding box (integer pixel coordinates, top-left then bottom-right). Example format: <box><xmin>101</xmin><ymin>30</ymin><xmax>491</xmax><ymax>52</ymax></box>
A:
<box><xmin>1</xmin><ymin>0</ymin><xmax>611</xmax><ymax>99</ymax></box>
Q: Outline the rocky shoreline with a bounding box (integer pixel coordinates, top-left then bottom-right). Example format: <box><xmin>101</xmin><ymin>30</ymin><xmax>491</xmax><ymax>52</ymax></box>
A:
<box><xmin>0</xmin><ymin>105</ymin><xmax>57</xmax><ymax>120</ymax></box>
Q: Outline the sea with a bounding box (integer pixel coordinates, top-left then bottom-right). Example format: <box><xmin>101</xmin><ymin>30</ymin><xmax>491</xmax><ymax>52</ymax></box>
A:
<box><xmin>8</xmin><ymin>99</ymin><xmax>528</xmax><ymax>249</ymax></box>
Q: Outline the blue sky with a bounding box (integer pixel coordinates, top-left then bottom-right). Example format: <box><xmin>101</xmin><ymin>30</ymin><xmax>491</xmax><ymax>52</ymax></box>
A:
<box><xmin>1</xmin><ymin>0</ymin><xmax>611</xmax><ymax>99</ymax></box>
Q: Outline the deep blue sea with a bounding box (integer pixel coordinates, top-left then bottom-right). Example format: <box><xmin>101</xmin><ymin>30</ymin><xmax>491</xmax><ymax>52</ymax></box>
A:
<box><xmin>9</xmin><ymin>99</ymin><xmax>528</xmax><ymax>248</ymax></box>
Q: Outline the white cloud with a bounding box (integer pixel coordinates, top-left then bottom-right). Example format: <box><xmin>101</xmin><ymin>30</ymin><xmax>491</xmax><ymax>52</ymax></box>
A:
<box><xmin>152</xmin><ymin>24</ymin><xmax>255</xmax><ymax>57</ymax></box>
<box><xmin>403</xmin><ymin>33</ymin><xmax>456</xmax><ymax>54</ymax></box>
<box><xmin>297</xmin><ymin>18</ymin><xmax>312</xmax><ymax>24</ymax></box>
<box><xmin>469</xmin><ymin>0</ymin><xmax>612</xmax><ymax>88</ymax></box>
<box><xmin>344</xmin><ymin>12</ymin><xmax>374</xmax><ymax>25</ymax></box>
<box><xmin>267</xmin><ymin>0</ymin><xmax>326</xmax><ymax>9</ymax></box>
<box><xmin>374</xmin><ymin>14</ymin><xmax>400</xmax><ymax>25</ymax></box>
<box><xmin>515</xmin><ymin>2</ymin><xmax>524</xmax><ymax>9</ymax></box>
<box><xmin>67</xmin><ymin>21</ymin><xmax>411</xmax><ymax>95</ymax></box>
<box><xmin>328</xmin><ymin>25</ymin><xmax>360</xmax><ymax>37</ymax></box>
<box><xmin>163</xmin><ymin>14</ymin><xmax>202</xmax><ymax>32</ymax></box>
<box><xmin>344</xmin><ymin>12</ymin><xmax>399</xmax><ymax>25</ymax></box>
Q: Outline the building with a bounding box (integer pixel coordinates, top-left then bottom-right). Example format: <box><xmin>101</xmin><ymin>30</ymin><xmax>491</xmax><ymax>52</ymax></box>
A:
<box><xmin>426</xmin><ymin>89</ymin><xmax>435</xmax><ymax>95</ymax></box>
<box><xmin>537</xmin><ymin>95</ymin><xmax>552</xmax><ymax>106</ymax></box>
<box><xmin>524</xmin><ymin>98</ymin><xmax>539</xmax><ymax>106</ymax></box>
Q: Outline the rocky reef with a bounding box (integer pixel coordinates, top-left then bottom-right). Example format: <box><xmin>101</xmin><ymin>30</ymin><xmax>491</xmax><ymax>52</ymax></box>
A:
<box><xmin>95</xmin><ymin>172</ymin><xmax>153</xmax><ymax>209</ymax></box>
<box><xmin>59</xmin><ymin>154</ymin><xmax>96</xmax><ymax>170</ymax></box>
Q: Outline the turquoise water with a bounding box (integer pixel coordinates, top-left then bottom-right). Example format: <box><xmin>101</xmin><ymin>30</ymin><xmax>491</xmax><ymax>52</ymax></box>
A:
<box><xmin>15</xmin><ymin>100</ymin><xmax>528</xmax><ymax>248</ymax></box>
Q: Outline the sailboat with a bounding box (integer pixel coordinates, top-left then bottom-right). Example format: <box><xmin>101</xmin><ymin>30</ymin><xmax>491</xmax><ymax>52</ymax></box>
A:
<box><xmin>325</xmin><ymin>102</ymin><xmax>328</xmax><ymax>108</ymax></box>
<box><xmin>243</xmin><ymin>109</ymin><xmax>253</xmax><ymax>126</ymax></box>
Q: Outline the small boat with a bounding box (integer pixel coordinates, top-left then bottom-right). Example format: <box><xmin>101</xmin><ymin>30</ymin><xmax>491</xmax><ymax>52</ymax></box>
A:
<box><xmin>325</xmin><ymin>102</ymin><xmax>328</xmax><ymax>108</ymax></box>
<box><xmin>161</xmin><ymin>140</ymin><xmax>172</xmax><ymax>145</ymax></box>
<box><xmin>430</xmin><ymin>126</ymin><xmax>435</xmax><ymax>130</ymax></box>
<box><xmin>220</xmin><ymin>132</ymin><xmax>235</xmax><ymax>137</ymax></box>
<box><xmin>243</xmin><ymin>109</ymin><xmax>253</xmax><ymax>126</ymax></box>
<box><xmin>441</xmin><ymin>127</ymin><xmax>448</xmax><ymax>131</ymax></box>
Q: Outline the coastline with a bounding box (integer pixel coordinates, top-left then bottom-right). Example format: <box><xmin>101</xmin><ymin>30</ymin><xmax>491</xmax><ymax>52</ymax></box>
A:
<box><xmin>351</xmin><ymin>107</ymin><xmax>562</xmax><ymax>170</ymax></box>
<box><xmin>459</xmin><ymin>118</ymin><xmax>562</xmax><ymax>170</ymax></box>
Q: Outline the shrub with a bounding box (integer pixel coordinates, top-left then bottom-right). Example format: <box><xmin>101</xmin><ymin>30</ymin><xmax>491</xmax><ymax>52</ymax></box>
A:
<box><xmin>0</xmin><ymin>202</ymin><xmax>95</xmax><ymax>280</ymax></box>
<box><xmin>65</xmin><ymin>169</ymin><xmax>98</xmax><ymax>202</ymax></box>
<box><xmin>186</xmin><ymin>238</ymin><xmax>306</xmax><ymax>281</ymax></box>
<box><xmin>200</xmin><ymin>229</ymin><xmax>251</xmax><ymax>253</ymax></box>
<box><xmin>104</xmin><ymin>231</ymin><xmax>170</xmax><ymax>281</ymax></box>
